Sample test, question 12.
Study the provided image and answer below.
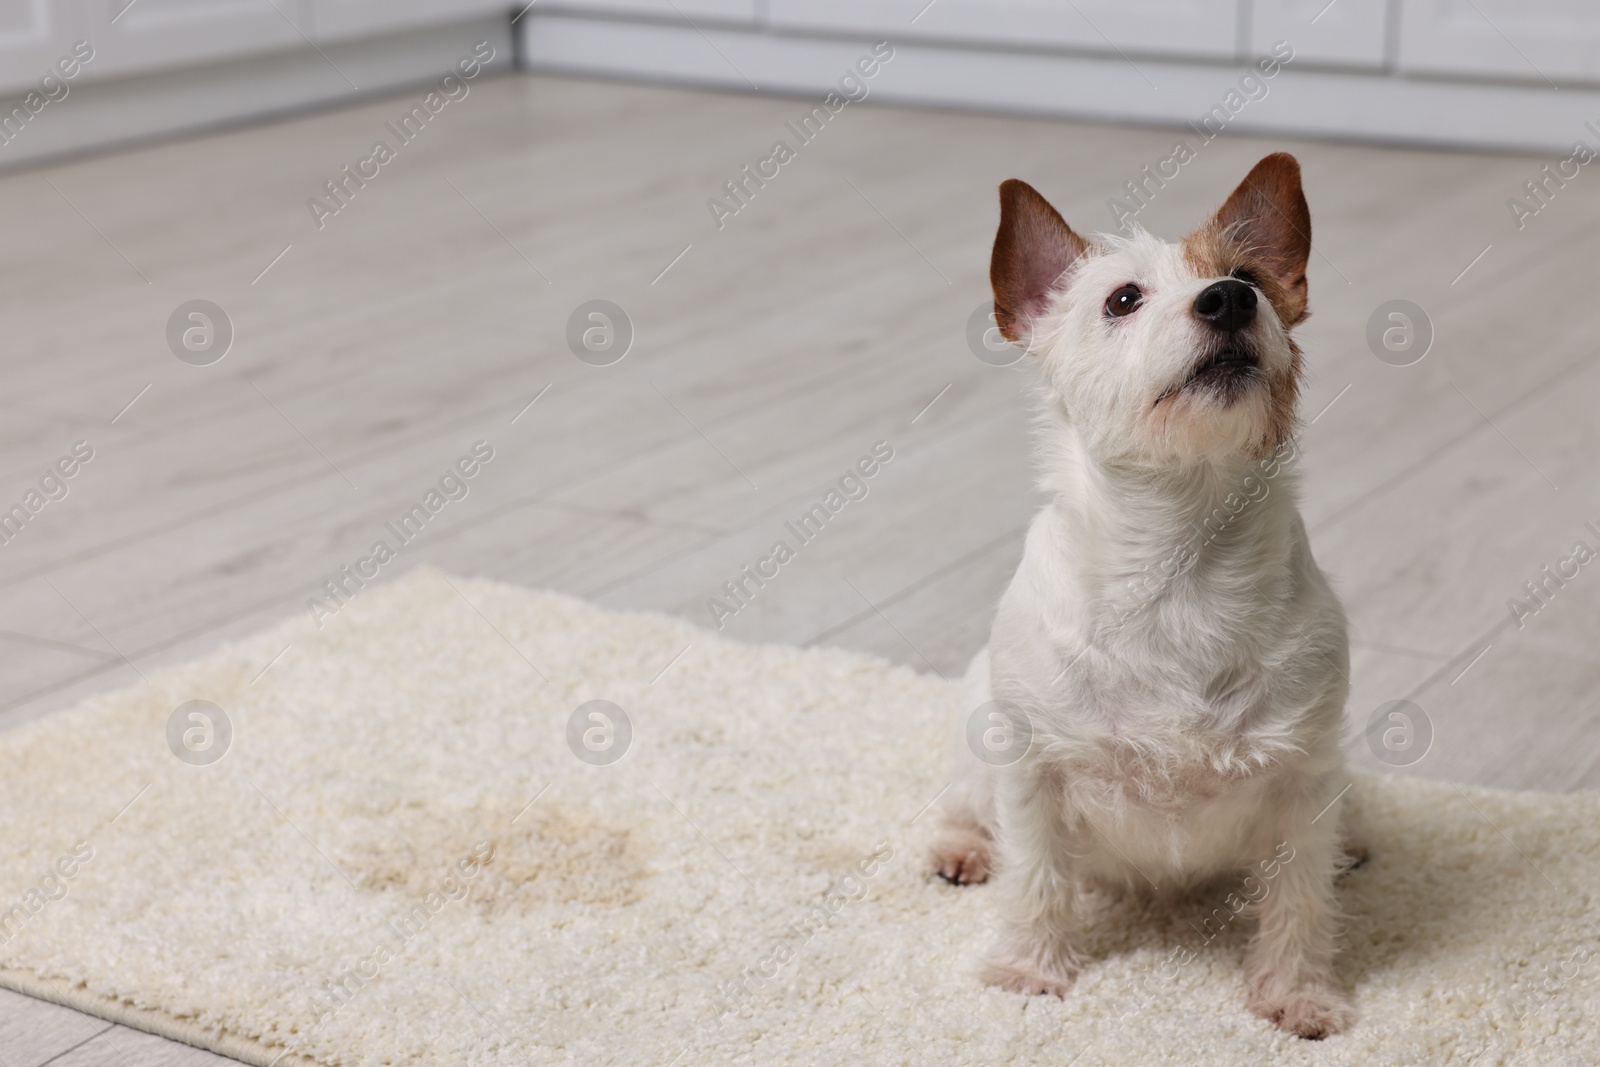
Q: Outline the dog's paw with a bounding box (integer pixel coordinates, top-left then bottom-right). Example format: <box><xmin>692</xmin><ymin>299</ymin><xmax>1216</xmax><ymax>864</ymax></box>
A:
<box><xmin>930</xmin><ymin>828</ymin><xmax>992</xmax><ymax>885</ymax></box>
<box><xmin>1246</xmin><ymin>983</ymin><xmax>1353</xmax><ymax>1040</ymax></box>
<box><xmin>980</xmin><ymin>952</ymin><xmax>1077</xmax><ymax>997</ymax></box>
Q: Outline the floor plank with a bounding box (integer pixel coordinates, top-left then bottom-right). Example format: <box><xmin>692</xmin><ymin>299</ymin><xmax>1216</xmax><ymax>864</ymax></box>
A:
<box><xmin>0</xmin><ymin>988</ymin><xmax>109</xmax><ymax>1067</ymax></box>
<box><xmin>41</xmin><ymin>1023</ymin><xmax>239</xmax><ymax>1067</ymax></box>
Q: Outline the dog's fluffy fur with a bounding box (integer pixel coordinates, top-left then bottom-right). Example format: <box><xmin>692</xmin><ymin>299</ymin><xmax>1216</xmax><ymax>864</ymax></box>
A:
<box><xmin>932</xmin><ymin>154</ymin><xmax>1363</xmax><ymax>1039</ymax></box>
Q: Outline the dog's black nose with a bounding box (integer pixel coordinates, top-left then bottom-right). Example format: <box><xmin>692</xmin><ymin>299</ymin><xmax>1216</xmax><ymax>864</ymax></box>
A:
<box><xmin>1193</xmin><ymin>279</ymin><xmax>1257</xmax><ymax>332</ymax></box>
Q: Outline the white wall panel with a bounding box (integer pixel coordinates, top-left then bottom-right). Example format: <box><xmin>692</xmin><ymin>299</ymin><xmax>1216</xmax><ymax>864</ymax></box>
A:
<box><xmin>313</xmin><ymin>0</ymin><xmax>512</xmax><ymax>42</ymax></box>
<box><xmin>0</xmin><ymin>0</ymin><xmax>81</xmax><ymax>92</ymax></box>
<box><xmin>543</xmin><ymin>0</ymin><xmax>756</xmax><ymax>24</ymax></box>
<box><xmin>1251</xmin><ymin>0</ymin><xmax>1389</xmax><ymax>68</ymax></box>
<box><xmin>768</xmin><ymin>0</ymin><xmax>1242</xmax><ymax>60</ymax></box>
<box><xmin>0</xmin><ymin>13</ymin><xmax>511</xmax><ymax>169</ymax></box>
<box><xmin>81</xmin><ymin>0</ymin><xmax>311</xmax><ymax>80</ymax></box>
<box><xmin>521</xmin><ymin>11</ymin><xmax>1600</xmax><ymax>154</ymax></box>
<box><xmin>1400</xmin><ymin>0</ymin><xmax>1600</xmax><ymax>84</ymax></box>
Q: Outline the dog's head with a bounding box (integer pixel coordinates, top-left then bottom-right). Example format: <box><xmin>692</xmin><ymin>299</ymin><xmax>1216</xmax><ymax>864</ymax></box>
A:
<box><xmin>991</xmin><ymin>153</ymin><xmax>1310</xmax><ymax>464</ymax></box>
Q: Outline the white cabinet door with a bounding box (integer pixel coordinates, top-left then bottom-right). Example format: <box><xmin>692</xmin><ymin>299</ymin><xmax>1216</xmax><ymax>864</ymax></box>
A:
<box><xmin>767</xmin><ymin>0</ymin><xmax>1241</xmax><ymax>60</ymax></box>
<box><xmin>542</xmin><ymin>0</ymin><xmax>755</xmax><ymax>23</ymax></box>
<box><xmin>1251</xmin><ymin>0</ymin><xmax>1388</xmax><ymax>68</ymax></box>
<box><xmin>0</xmin><ymin>0</ymin><xmax>81</xmax><ymax>92</ymax></box>
<box><xmin>313</xmin><ymin>0</ymin><xmax>511</xmax><ymax>43</ymax></box>
<box><xmin>81</xmin><ymin>0</ymin><xmax>312</xmax><ymax>80</ymax></box>
<box><xmin>1399</xmin><ymin>0</ymin><xmax>1600</xmax><ymax>84</ymax></box>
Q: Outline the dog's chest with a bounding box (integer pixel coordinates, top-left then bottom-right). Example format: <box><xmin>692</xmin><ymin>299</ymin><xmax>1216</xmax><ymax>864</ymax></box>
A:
<box><xmin>1076</xmin><ymin>731</ymin><xmax>1255</xmax><ymax>814</ymax></box>
<box><xmin>1056</xmin><ymin>691</ymin><xmax>1285</xmax><ymax>815</ymax></box>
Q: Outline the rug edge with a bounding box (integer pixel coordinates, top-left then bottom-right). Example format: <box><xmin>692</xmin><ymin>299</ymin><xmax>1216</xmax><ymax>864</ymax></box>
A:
<box><xmin>428</xmin><ymin>567</ymin><xmax>939</xmax><ymax>684</ymax></box>
<box><xmin>0</xmin><ymin>967</ymin><xmax>323</xmax><ymax>1067</ymax></box>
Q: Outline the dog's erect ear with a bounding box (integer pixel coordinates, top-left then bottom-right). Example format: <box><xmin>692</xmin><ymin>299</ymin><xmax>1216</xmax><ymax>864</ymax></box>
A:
<box><xmin>1207</xmin><ymin>152</ymin><xmax>1312</xmax><ymax>325</ymax></box>
<box><xmin>991</xmin><ymin>179</ymin><xmax>1089</xmax><ymax>348</ymax></box>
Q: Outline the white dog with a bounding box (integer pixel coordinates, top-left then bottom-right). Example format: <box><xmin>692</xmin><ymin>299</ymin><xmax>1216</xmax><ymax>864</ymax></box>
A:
<box><xmin>932</xmin><ymin>153</ymin><xmax>1363</xmax><ymax>1039</ymax></box>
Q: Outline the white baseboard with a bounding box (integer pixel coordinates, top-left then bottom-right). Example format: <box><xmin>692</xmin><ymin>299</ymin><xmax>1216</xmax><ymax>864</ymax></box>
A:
<box><xmin>0</xmin><ymin>15</ymin><xmax>514</xmax><ymax>172</ymax></box>
<box><xmin>519</xmin><ymin>11</ymin><xmax>1597</xmax><ymax>156</ymax></box>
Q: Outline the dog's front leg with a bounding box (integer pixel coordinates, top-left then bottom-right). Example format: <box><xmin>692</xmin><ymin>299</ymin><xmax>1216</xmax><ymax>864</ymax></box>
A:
<box><xmin>1243</xmin><ymin>800</ymin><xmax>1353</xmax><ymax>1038</ymax></box>
<box><xmin>980</xmin><ymin>763</ymin><xmax>1080</xmax><ymax>996</ymax></box>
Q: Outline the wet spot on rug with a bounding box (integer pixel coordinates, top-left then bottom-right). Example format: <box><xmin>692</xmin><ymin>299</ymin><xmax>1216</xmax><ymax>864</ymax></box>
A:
<box><xmin>343</xmin><ymin>801</ymin><xmax>653</xmax><ymax>910</ymax></box>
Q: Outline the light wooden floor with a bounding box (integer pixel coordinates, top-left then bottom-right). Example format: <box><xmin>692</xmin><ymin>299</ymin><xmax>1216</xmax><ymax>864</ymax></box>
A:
<box><xmin>2</xmin><ymin>70</ymin><xmax>1598</xmax><ymax>1064</ymax></box>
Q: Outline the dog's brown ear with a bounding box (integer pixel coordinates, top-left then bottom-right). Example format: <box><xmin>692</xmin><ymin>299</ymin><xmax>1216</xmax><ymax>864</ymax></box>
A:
<box><xmin>1206</xmin><ymin>153</ymin><xmax>1312</xmax><ymax>325</ymax></box>
<box><xmin>991</xmin><ymin>179</ymin><xmax>1089</xmax><ymax>348</ymax></box>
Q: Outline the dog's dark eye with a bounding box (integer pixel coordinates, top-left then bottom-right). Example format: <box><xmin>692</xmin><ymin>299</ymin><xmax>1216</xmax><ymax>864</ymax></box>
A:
<box><xmin>1230</xmin><ymin>268</ymin><xmax>1260</xmax><ymax>288</ymax></box>
<box><xmin>1105</xmin><ymin>284</ymin><xmax>1142</xmax><ymax>318</ymax></box>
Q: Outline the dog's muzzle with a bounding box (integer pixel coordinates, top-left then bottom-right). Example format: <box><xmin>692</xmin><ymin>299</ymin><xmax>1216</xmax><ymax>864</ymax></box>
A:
<box><xmin>1182</xmin><ymin>279</ymin><xmax>1263</xmax><ymax>403</ymax></box>
<box><xmin>1180</xmin><ymin>341</ymin><xmax>1261</xmax><ymax>404</ymax></box>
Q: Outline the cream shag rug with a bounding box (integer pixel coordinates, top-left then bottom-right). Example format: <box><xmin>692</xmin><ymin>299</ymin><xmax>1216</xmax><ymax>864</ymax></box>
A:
<box><xmin>0</xmin><ymin>567</ymin><xmax>1595</xmax><ymax>1067</ymax></box>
